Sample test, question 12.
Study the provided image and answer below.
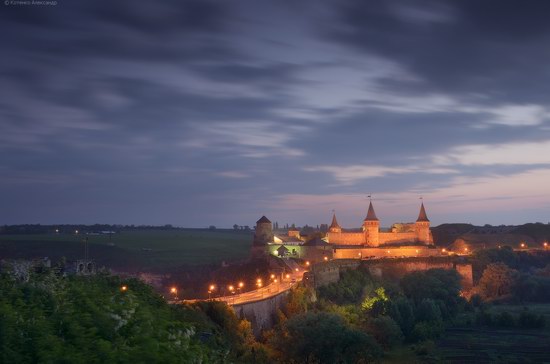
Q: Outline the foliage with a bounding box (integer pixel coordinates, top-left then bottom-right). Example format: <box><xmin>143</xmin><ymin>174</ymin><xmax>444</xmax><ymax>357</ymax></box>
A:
<box><xmin>0</xmin><ymin>270</ymin><xmax>216</xmax><ymax>363</ymax></box>
<box><xmin>361</xmin><ymin>287</ymin><xmax>388</xmax><ymax>311</ymax></box>
<box><xmin>477</xmin><ymin>263</ymin><xmax>517</xmax><ymax>300</ymax></box>
<box><xmin>364</xmin><ymin>316</ymin><xmax>403</xmax><ymax>349</ymax></box>
<box><xmin>275</xmin><ymin>312</ymin><xmax>382</xmax><ymax>364</ymax></box>
<box><xmin>317</xmin><ymin>268</ymin><xmax>374</xmax><ymax>304</ymax></box>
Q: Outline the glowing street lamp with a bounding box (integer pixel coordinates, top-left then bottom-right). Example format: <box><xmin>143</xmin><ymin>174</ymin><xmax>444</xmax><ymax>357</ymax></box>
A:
<box><xmin>520</xmin><ymin>243</ymin><xmax>526</xmax><ymax>248</ymax></box>
<box><xmin>464</xmin><ymin>247</ymin><xmax>469</xmax><ymax>253</ymax></box>
<box><xmin>208</xmin><ymin>284</ymin><xmax>215</xmax><ymax>300</ymax></box>
<box><xmin>270</xmin><ymin>274</ymin><xmax>275</xmax><ymax>279</ymax></box>
<box><xmin>285</xmin><ymin>273</ymin><xmax>290</xmax><ymax>279</ymax></box>
<box><xmin>305</xmin><ymin>261</ymin><xmax>310</xmax><ymax>266</ymax></box>
<box><xmin>120</xmin><ymin>285</ymin><xmax>128</xmax><ymax>292</ymax></box>
<box><xmin>295</xmin><ymin>268</ymin><xmax>299</xmax><ymax>272</ymax></box>
<box><xmin>544</xmin><ymin>242</ymin><xmax>548</xmax><ymax>249</ymax></box>
<box><xmin>323</xmin><ymin>256</ymin><xmax>328</xmax><ymax>261</ymax></box>
<box><xmin>75</xmin><ymin>230</ymin><xmax>79</xmax><ymax>234</ymax></box>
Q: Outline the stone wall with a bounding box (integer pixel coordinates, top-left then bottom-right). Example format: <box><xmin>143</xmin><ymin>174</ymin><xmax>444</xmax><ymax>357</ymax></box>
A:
<box><xmin>379</xmin><ymin>232</ymin><xmax>418</xmax><ymax>244</ymax></box>
<box><xmin>333</xmin><ymin>246</ymin><xmax>440</xmax><ymax>259</ymax></box>
<box><xmin>233</xmin><ymin>289</ymin><xmax>290</xmax><ymax>335</ymax></box>
<box><xmin>309</xmin><ymin>257</ymin><xmax>473</xmax><ymax>290</ymax></box>
<box><xmin>326</xmin><ymin>232</ymin><xmax>365</xmax><ymax>245</ymax></box>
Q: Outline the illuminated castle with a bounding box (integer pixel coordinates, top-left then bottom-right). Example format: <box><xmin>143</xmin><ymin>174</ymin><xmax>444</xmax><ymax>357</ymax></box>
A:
<box><xmin>326</xmin><ymin>202</ymin><xmax>433</xmax><ymax>246</ymax></box>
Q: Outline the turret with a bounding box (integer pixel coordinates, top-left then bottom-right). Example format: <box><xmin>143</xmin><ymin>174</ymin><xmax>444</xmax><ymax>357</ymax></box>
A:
<box><xmin>362</xmin><ymin>201</ymin><xmax>380</xmax><ymax>246</ymax></box>
<box><xmin>328</xmin><ymin>213</ymin><xmax>342</xmax><ymax>233</ymax></box>
<box><xmin>253</xmin><ymin>215</ymin><xmax>274</xmax><ymax>245</ymax></box>
<box><xmin>415</xmin><ymin>203</ymin><xmax>433</xmax><ymax>244</ymax></box>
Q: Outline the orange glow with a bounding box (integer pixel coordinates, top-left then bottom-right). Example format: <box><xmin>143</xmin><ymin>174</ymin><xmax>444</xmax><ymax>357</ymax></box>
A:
<box><xmin>256</xmin><ymin>278</ymin><xmax>262</xmax><ymax>284</ymax></box>
<box><xmin>441</xmin><ymin>248</ymin><xmax>447</xmax><ymax>253</ymax></box>
<box><xmin>228</xmin><ymin>285</ymin><xmax>234</xmax><ymax>291</ymax></box>
<box><xmin>170</xmin><ymin>287</ymin><xmax>177</xmax><ymax>294</ymax></box>
<box><xmin>120</xmin><ymin>285</ymin><xmax>127</xmax><ymax>291</ymax></box>
<box><xmin>209</xmin><ymin>284</ymin><xmax>215</xmax><ymax>291</ymax></box>
<box><xmin>270</xmin><ymin>274</ymin><xmax>275</xmax><ymax>279</ymax></box>
<box><xmin>323</xmin><ymin>256</ymin><xmax>328</xmax><ymax>261</ymax></box>
<box><xmin>544</xmin><ymin>242</ymin><xmax>548</xmax><ymax>247</ymax></box>
<box><xmin>387</xmin><ymin>250</ymin><xmax>391</xmax><ymax>253</ymax></box>
<box><xmin>238</xmin><ymin>282</ymin><xmax>244</xmax><ymax>288</ymax></box>
<box><xmin>520</xmin><ymin>243</ymin><xmax>526</xmax><ymax>248</ymax></box>
<box><xmin>295</xmin><ymin>268</ymin><xmax>299</xmax><ymax>272</ymax></box>
<box><xmin>285</xmin><ymin>274</ymin><xmax>290</xmax><ymax>279</ymax></box>
<box><xmin>274</xmin><ymin>279</ymin><xmax>278</xmax><ymax>283</ymax></box>
<box><xmin>464</xmin><ymin>247</ymin><xmax>468</xmax><ymax>252</ymax></box>
<box><xmin>305</xmin><ymin>261</ymin><xmax>310</xmax><ymax>266</ymax></box>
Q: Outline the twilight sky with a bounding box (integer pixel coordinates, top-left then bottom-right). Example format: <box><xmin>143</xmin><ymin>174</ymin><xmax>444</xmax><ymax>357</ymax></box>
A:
<box><xmin>2</xmin><ymin>0</ymin><xmax>550</xmax><ymax>228</ymax></box>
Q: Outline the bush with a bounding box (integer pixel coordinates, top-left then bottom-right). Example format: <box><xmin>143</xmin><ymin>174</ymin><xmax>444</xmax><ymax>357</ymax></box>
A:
<box><xmin>410</xmin><ymin>321</ymin><xmax>444</xmax><ymax>342</ymax></box>
<box><xmin>365</xmin><ymin>316</ymin><xmax>403</xmax><ymax>349</ymax></box>
<box><xmin>495</xmin><ymin>311</ymin><xmax>515</xmax><ymax>327</ymax></box>
<box><xmin>518</xmin><ymin>309</ymin><xmax>545</xmax><ymax>329</ymax></box>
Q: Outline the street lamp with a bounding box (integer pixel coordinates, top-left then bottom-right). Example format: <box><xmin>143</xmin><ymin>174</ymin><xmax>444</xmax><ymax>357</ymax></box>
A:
<box><xmin>323</xmin><ymin>256</ymin><xmax>328</xmax><ymax>262</ymax></box>
<box><xmin>305</xmin><ymin>261</ymin><xmax>310</xmax><ymax>267</ymax></box>
<box><xmin>120</xmin><ymin>285</ymin><xmax>128</xmax><ymax>292</ymax></box>
<box><xmin>208</xmin><ymin>284</ymin><xmax>215</xmax><ymax>300</ymax></box>
<box><xmin>170</xmin><ymin>287</ymin><xmax>178</xmax><ymax>300</ymax></box>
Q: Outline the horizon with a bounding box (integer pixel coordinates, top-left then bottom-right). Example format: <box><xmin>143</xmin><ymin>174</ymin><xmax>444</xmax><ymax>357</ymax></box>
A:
<box><xmin>2</xmin><ymin>1</ymin><xmax>550</xmax><ymax>227</ymax></box>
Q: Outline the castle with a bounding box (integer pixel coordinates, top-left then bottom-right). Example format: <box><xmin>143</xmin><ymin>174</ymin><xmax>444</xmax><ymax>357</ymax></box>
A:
<box><xmin>326</xmin><ymin>201</ymin><xmax>433</xmax><ymax>246</ymax></box>
<box><xmin>253</xmin><ymin>201</ymin><xmax>438</xmax><ymax>261</ymax></box>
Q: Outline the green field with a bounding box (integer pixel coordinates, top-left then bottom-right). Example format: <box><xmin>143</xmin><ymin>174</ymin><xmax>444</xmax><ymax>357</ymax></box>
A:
<box><xmin>0</xmin><ymin>229</ymin><xmax>253</xmax><ymax>272</ymax></box>
<box><xmin>434</xmin><ymin>304</ymin><xmax>550</xmax><ymax>363</ymax></box>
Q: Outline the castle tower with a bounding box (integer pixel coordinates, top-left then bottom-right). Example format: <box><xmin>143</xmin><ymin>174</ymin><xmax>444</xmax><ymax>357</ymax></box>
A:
<box><xmin>415</xmin><ymin>203</ymin><xmax>433</xmax><ymax>244</ymax></box>
<box><xmin>363</xmin><ymin>201</ymin><xmax>380</xmax><ymax>246</ymax></box>
<box><xmin>253</xmin><ymin>215</ymin><xmax>274</xmax><ymax>245</ymax></box>
<box><xmin>328</xmin><ymin>213</ymin><xmax>342</xmax><ymax>233</ymax></box>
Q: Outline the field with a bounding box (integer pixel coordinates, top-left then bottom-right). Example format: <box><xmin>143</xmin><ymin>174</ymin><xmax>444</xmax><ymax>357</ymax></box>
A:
<box><xmin>0</xmin><ymin>229</ymin><xmax>253</xmax><ymax>272</ymax></box>
<box><xmin>435</xmin><ymin>304</ymin><xmax>550</xmax><ymax>363</ymax></box>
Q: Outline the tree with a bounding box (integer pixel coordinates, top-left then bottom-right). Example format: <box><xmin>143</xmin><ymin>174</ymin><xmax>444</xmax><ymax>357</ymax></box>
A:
<box><xmin>477</xmin><ymin>263</ymin><xmax>517</xmax><ymax>300</ymax></box>
<box><xmin>233</xmin><ymin>224</ymin><xmax>239</xmax><ymax>231</ymax></box>
<box><xmin>277</xmin><ymin>312</ymin><xmax>382</xmax><ymax>363</ymax></box>
<box><xmin>365</xmin><ymin>316</ymin><xmax>403</xmax><ymax>349</ymax></box>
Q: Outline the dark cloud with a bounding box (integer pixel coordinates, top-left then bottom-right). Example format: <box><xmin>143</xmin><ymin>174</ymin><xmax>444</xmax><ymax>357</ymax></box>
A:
<box><xmin>327</xmin><ymin>0</ymin><xmax>550</xmax><ymax>103</ymax></box>
<box><xmin>1</xmin><ymin>0</ymin><xmax>550</xmax><ymax>226</ymax></box>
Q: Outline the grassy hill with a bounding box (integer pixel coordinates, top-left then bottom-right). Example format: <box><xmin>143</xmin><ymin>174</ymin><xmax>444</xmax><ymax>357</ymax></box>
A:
<box><xmin>432</xmin><ymin>223</ymin><xmax>550</xmax><ymax>250</ymax></box>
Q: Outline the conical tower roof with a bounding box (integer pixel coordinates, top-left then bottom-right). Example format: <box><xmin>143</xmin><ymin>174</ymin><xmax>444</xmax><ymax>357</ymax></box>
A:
<box><xmin>417</xmin><ymin>203</ymin><xmax>429</xmax><ymax>222</ymax></box>
<box><xmin>329</xmin><ymin>213</ymin><xmax>341</xmax><ymax>229</ymax></box>
<box><xmin>364</xmin><ymin>201</ymin><xmax>379</xmax><ymax>221</ymax></box>
<box><xmin>257</xmin><ymin>215</ymin><xmax>271</xmax><ymax>224</ymax></box>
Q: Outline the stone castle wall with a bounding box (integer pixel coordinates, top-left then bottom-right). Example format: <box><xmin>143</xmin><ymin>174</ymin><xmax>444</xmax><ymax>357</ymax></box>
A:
<box><xmin>332</xmin><ymin>246</ymin><xmax>439</xmax><ymax>259</ymax></box>
<box><xmin>326</xmin><ymin>230</ymin><xmax>431</xmax><ymax>246</ymax></box>
<box><xmin>326</xmin><ymin>232</ymin><xmax>365</xmax><ymax>245</ymax></box>
<box><xmin>379</xmin><ymin>231</ymin><xmax>418</xmax><ymax>244</ymax></box>
<box><xmin>310</xmin><ymin>257</ymin><xmax>473</xmax><ymax>290</ymax></box>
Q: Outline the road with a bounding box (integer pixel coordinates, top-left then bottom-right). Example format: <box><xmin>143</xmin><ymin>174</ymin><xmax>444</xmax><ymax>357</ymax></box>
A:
<box><xmin>179</xmin><ymin>269</ymin><xmax>305</xmax><ymax>306</ymax></box>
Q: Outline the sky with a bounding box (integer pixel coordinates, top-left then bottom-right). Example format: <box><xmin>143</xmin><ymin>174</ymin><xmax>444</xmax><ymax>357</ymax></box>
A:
<box><xmin>1</xmin><ymin>0</ymin><xmax>550</xmax><ymax>228</ymax></box>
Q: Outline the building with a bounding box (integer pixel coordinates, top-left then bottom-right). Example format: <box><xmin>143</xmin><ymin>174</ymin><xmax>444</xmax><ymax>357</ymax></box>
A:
<box><xmin>326</xmin><ymin>202</ymin><xmax>433</xmax><ymax>246</ymax></box>
<box><xmin>254</xmin><ymin>201</ymin><xmax>437</xmax><ymax>262</ymax></box>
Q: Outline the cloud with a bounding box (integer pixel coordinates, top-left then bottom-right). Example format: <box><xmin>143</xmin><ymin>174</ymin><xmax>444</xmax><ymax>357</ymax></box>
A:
<box><xmin>183</xmin><ymin>121</ymin><xmax>307</xmax><ymax>158</ymax></box>
<box><xmin>306</xmin><ymin>164</ymin><xmax>457</xmax><ymax>184</ymax></box>
<box><xmin>434</xmin><ymin>140</ymin><xmax>550</xmax><ymax>166</ymax></box>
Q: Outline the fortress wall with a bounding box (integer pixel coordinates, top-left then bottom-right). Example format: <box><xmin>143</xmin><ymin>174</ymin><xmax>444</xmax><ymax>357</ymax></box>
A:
<box><xmin>327</xmin><ymin>232</ymin><xmax>365</xmax><ymax>245</ymax></box>
<box><xmin>311</xmin><ymin>259</ymin><xmax>361</xmax><ymax>287</ymax></box>
<box><xmin>365</xmin><ymin>259</ymin><xmax>474</xmax><ymax>290</ymax></box>
<box><xmin>379</xmin><ymin>232</ymin><xmax>418</xmax><ymax>244</ymax></box>
<box><xmin>333</xmin><ymin>246</ymin><xmax>440</xmax><ymax>259</ymax></box>
<box><xmin>233</xmin><ymin>289</ymin><xmax>290</xmax><ymax>335</ymax></box>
